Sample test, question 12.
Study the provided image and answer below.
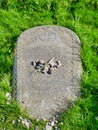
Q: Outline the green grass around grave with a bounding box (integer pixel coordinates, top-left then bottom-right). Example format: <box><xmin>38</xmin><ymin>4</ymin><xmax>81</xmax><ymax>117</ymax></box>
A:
<box><xmin>0</xmin><ymin>0</ymin><xmax>98</xmax><ymax>129</ymax></box>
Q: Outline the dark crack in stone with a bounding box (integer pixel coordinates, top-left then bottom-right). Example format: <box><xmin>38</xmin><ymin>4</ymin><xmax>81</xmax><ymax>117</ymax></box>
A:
<box><xmin>13</xmin><ymin>26</ymin><xmax>82</xmax><ymax>120</ymax></box>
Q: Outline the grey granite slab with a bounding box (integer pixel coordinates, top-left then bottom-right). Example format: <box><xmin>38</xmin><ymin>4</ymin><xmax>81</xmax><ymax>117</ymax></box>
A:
<box><xmin>13</xmin><ymin>26</ymin><xmax>82</xmax><ymax>120</ymax></box>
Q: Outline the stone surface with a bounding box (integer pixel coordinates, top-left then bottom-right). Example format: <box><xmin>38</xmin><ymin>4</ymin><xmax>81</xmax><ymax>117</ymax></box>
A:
<box><xmin>13</xmin><ymin>26</ymin><xmax>81</xmax><ymax>120</ymax></box>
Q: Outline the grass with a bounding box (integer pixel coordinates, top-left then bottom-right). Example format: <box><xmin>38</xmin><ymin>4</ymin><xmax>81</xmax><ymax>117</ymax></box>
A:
<box><xmin>0</xmin><ymin>0</ymin><xmax>98</xmax><ymax>129</ymax></box>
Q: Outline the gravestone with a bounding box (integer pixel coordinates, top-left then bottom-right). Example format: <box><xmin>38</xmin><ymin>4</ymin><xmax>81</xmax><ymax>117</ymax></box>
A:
<box><xmin>13</xmin><ymin>26</ymin><xmax>81</xmax><ymax>120</ymax></box>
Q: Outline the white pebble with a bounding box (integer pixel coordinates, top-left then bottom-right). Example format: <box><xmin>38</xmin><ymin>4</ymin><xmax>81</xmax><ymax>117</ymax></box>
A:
<box><xmin>39</xmin><ymin>60</ymin><xmax>45</xmax><ymax>64</ymax></box>
<box><xmin>12</xmin><ymin>120</ymin><xmax>15</xmax><ymax>124</ymax></box>
<box><xmin>23</xmin><ymin>119</ymin><xmax>30</xmax><ymax>129</ymax></box>
<box><xmin>46</xmin><ymin>124</ymin><xmax>52</xmax><ymax>130</ymax></box>
<box><xmin>6</xmin><ymin>92</ymin><xmax>11</xmax><ymax>98</ymax></box>
<box><xmin>19</xmin><ymin>116</ymin><xmax>23</xmax><ymax>120</ymax></box>
<box><xmin>50</xmin><ymin>121</ymin><xmax>55</xmax><ymax>126</ymax></box>
<box><xmin>60</xmin><ymin>122</ymin><xmax>64</xmax><ymax>125</ymax></box>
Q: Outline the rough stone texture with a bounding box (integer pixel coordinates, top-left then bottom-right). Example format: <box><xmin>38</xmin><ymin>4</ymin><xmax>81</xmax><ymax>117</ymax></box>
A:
<box><xmin>13</xmin><ymin>26</ymin><xmax>81</xmax><ymax>120</ymax></box>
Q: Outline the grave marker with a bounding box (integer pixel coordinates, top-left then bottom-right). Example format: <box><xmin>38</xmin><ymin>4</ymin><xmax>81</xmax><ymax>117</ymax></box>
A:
<box><xmin>13</xmin><ymin>26</ymin><xmax>82</xmax><ymax>120</ymax></box>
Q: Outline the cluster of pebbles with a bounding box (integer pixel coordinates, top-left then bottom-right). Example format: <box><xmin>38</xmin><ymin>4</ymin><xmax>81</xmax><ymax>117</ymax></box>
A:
<box><xmin>46</xmin><ymin>116</ymin><xmax>62</xmax><ymax>130</ymax></box>
<box><xmin>31</xmin><ymin>57</ymin><xmax>62</xmax><ymax>74</ymax></box>
<box><xmin>35</xmin><ymin>115</ymin><xmax>62</xmax><ymax>130</ymax></box>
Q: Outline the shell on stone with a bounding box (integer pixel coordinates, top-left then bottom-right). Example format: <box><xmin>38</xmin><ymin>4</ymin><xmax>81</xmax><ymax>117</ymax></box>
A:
<box><xmin>38</xmin><ymin>60</ymin><xmax>45</xmax><ymax>64</ymax></box>
<box><xmin>35</xmin><ymin>59</ymin><xmax>39</xmax><ymax>63</ymax></box>
<box><xmin>56</xmin><ymin>61</ymin><xmax>62</xmax><ymax>67</ymax></box>
<box><xmin>41</xmin><ymin>66</ymin><xmax>48</xmax><ymax>74</ymax></box>
<box><xmin>47</xmin><ymin>68</ymin><xmax>53</xmax><ymax>74</ymax></box>
<box><xmin>31</xmin><ymin>61</ymin><xmax>36</xmax><ymax>66</ymax></box>
<box><xmin>53</xmin><ymin>63</ymin><xmax>58</xmax><ymax>68</ymax></box>
<box><xmin>41</xmin><ymin>70</ymin><xmax>46</xmax><ymax>74</ymax></box>
<box><xmin>48</xmin><ymin>57</ymin><xmax>55</xmax><ymax>64</ymax></box>
<box><xmin>49</xmin><ymin>62</ymin><xmax>56</xmax><ymax>68</ymax></box>
<box><xmin>50</xmin><ymin>67</ymin><xmax>54</xmax><ymax>71</ymax></box>
<box><xmin>44</xmin><ymin>66</ymin><xmax>49</xmax><ymax>71</ymax></box>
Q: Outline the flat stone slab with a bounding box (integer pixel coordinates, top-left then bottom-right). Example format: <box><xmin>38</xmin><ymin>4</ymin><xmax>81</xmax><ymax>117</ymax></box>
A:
<box><xmin>13</xmin><ymin>26</ymin><xmax>81</xmax><ymax>120</ymax></box>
